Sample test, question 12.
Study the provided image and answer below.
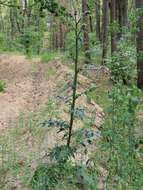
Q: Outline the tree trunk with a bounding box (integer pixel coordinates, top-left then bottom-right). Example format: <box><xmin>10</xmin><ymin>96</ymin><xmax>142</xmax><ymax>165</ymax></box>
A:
<box><xmin>82</xmin><ymin>0</ymin><xmax>91</xmax><ymax>64</ymax></box>
<box><xmin>116</xmin><ymin>0</ymin><xmax>122</xmax><ymax>39</ymax></box>
<box><xmin>59</xmin><ymin>23</ymin><xmax>64</xmax><ymax>51</ymax></box>
<box><xmin>136</xmin><ymin>0</ymin><xmax>143</xmax><ymax>89</ymax></box>
<box><xmin>89</xmin><ymin>15</ymin><xmax>93</xmax><ymax>33</ymax></box>
<box><xmin>9</xmin><ymin>8</ymin><xmax>15</xmax><ymax>38</ymax></box>
<box><xmin>110</xmin><ymin>0</ymin><xmax>117</xmax><ymax>55</ymax></box>
<box><xmin>102</xmin><ymin>0</ymin><xmax>109</xmax><ymax>64</ymax></box>
<box><xmin>50</xmin><ymin>16</ymin><xmax>56</xmax><ymax>51</ymax></box>
<box><xmin>27</xmin><ymin>6</ymin><xmax>32</xmax><ymax>27</ymax></box>
<box><xmin>95</xmin><ymin>0</ymin><xmax>101</xmax><ymax>41</ymax></box>
<box><xmin>117</xmin><ymin>0</ymin><xmax>128</xmax><ymax>39</ymax></box>
<box><xmin>50</xmin><ymin>18</ymin><xmax>53</xmax><ymax>51</ymax></box>
<box><xmin>130</xmin><ymin>0</ymin><xmax>136</xmax><ymax>11</ymax></box>
<box><xmin>121</xmin><ymin>0</ymin><xmax>128</xmax><ymax>28</ymax></box>
<box><xmin>55</xmin><ymin>33</ymin><xmax>58</xmax><ymax>50</ymax></box>
<box><xmin>0</xmin><ymin>10</ymin><xmax>4</xmax><ymax>33</ymax></box>
<box><xmin>13</xmin><ymin>9</ymin><xmax>22</xmax><ymax>33</ymax></box>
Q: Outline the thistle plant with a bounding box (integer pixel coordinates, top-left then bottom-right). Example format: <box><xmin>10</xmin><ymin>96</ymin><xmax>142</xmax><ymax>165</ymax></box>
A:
<box><xmin>31</xmin><ymin>7</ymin><xmax>98</xmax><ymax>190</ymax></box>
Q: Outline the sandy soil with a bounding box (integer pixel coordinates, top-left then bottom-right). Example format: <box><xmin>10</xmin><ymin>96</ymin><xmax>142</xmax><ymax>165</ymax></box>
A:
<box><xmin>0</xmin><ymin>54</ymin><xmax>104</xmax><ymax>131</ymax></box>
<box><xmin>0</xmin><ymin>54</ymin><xmax>56</xmax><ymax>131</ymax></box>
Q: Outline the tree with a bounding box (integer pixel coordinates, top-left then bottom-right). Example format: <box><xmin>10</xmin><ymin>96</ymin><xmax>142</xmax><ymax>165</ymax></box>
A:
<box><xmin>110</xmin><ymin>0</ymin><xmax>117</xmax><ymax>55</ymax></box>
<box><xmin>102</xmin><ymin>0</ymin><xmax>109</xmax><ymax>64</ymax></box>
<box><xmin>82</xmin><ymin>0</ymin><xmax>91</xmax><ymax>64</ymax></box>
<box><xmin>9</xmin><ymin>8</ymin><xmax>15</xmax><ymax>38</ymax></box>
<box><xmin>95</xmin><ymin>0</ymin><xmax>101</xmax><ymax>41</ymax></box>
<box><xmin>116</xmin><ymin>0</ymin><xmax>128</xmax><ymax>39</ymax></box>
<box><xmin>136</xmin><ymin>0</ymin><xmax>143</xmax><ymax>89</ymax></box>
<box><xmin>121</xmin><ymin>0</ymin><xmax>128</xmax><ymax>28</ymax></box>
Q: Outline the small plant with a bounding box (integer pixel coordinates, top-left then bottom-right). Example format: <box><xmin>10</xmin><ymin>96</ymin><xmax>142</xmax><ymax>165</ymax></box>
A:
<box><xmin>106</xmin><ymin>35</ymin><xmax>136</xmax><ymax>85</ymax></box>
<box><xmin>91</xmin><ymin>81</ymin><xmax>143</xmax><ymax>189</ymax></box>
<box><xmin>0</xmin><ymin>79</ymin><xmax>6</xmax><ymax>92</ymax></box>
<box><xmin>31</xmin><ymin>161</ymin><xmax>97</xmax><ymax>190</ymax></box>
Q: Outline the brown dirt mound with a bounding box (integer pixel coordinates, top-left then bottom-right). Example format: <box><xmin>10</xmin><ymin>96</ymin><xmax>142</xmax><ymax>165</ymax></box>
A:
<box><xmin>0</xmin><ymin>55</ymin><xmax>104</xmax><ymax>131</ymax></box>
<box><xmin>0</xmin><ymin>54</ymin><xmax>55</xmax><ymax>131</ymax></box>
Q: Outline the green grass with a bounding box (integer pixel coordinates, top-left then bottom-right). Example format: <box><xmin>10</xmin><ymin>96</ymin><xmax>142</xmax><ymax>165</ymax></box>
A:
<box><xmin>86</xmin><ymin>79</ymin><xmax>112</xmax><ymax>109</ymax></box>
<box><xmin>25</xmin><ymin>53</ymin><xmax>41</xmax><ymax>60</ymax></box>
<box><xmin>46</xmin><ymin>70</ymin><xmax>56</xmax><ymax>80</ymax></box>
<box><xmin>0</xmin><ymin>98</ymin><xmax>60</xmax><ymax>190</ymax></box>
<box><xmin>0</xmin><ymin>49</ymin><xmax>24</xmax><ymax>56</ymax></box>
<box><xmin>40</xmin><ymin>51</ymin><xmax>69</xmax><ymax>64</ymax></box>
<box><xmin>41</xmin><ymin>52</ymin><xmax>57</xmax><ymax>63</ymax></box>
<box><xmin>0</xmin><ymin>80</ymin><xmax>6</xmax><ymax>92</ymax></box>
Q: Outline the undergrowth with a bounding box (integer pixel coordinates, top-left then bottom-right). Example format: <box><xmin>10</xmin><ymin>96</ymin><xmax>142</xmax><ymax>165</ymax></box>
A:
<box><xmin>0</xmin><ymin>98</ymin><xmax>59</xmax><ymax>189</ymax></box>
<box><xmin>0</xmin><ymin>79</ymin><xmax>6</xmax><ymax>92</ymax></box>
<box><xmin>41</xmin><ymin>52</ymin><xmax>57</xmax><ymax>63</ymax></box>
<box><xmin>90</xmin><ymin>82</ymin><xmax>143</xmax><ymax>189</ymax></box>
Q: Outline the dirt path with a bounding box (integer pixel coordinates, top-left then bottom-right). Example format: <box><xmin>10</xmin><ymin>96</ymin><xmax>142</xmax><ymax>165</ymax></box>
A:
<box><xmin>0</xmin><ymin>54</ymin><xmax>55</xmax><ymax>131</ymax></box>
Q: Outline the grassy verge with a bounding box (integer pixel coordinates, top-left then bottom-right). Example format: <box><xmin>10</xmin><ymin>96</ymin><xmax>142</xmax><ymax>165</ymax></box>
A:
<box><xmin>0</xmin><ymin>98</ymin><xmax>60</xmax><ymax>190</ymax></box>
<box><xmin>87</xmin><ymin>80</ymin><xmax>112</xmax><ymax>109</ymax></box>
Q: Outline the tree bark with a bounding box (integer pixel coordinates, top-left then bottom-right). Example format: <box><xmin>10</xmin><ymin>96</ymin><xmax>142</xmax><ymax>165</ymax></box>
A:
<box><xmin>121</xmin><ymin>0</ymin><xmax>128</xmax><ymax>28</ymax></box>
<box><xmin>95</xmin><ymin>0</ymin><xmax>101</xmax><ymax>41</ymax></box>
<box><xmin>136</xmin><ymin>0</ymin><xmax>143</xmax><ymax>89</ymax></box>
<box><xmin>82</xmin><ymin>0</ymin><xmax>91</xmax><ymax>64</ymax></box>
<box><xmin>116</xmin><ymin>0</ymin><xmax>128</xmax><ymax>39</ymax></box>
<box><xmin>9</xmin><ymin>8</ymin><xmax>15</xmax><ymax>38</ymax></box>
<box><xmin>102</xmin><ymin>0</ymin><xmax>109</xmax><ymax>64</ymax></box>
<box><xmin>59</xmin><ymin>23</ymin><xmax>64</xmax><ymax>50</ymax></box>
<box><xmin>110</xmin><ymin>0</ymin><xmax>117</xmax><ymax>55</ymax></box>
<box><xmin>89</xmin><ymin>15</ymin><xmax>93</xmax><ymax>33</ymax></box>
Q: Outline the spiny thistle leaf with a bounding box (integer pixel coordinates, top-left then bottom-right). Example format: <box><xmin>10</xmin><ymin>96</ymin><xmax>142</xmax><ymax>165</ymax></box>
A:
<box><xmin>72</xmin><ymin>128</ymin><xmax>101</xmax><ymax>146</ymax></box>
<box><xmin>47</xmin><ymin>145</ymin><xmax>76</xmax><ymax>162</ymax></box>
<box><xmin>42</xmin><ymin>120</ymin><xmax>69</xmax><ymax>133</ymax></box>
<box><xmin>81</xmin><ymin>65</ymin><xmax>108</xmax><ymax>71</ymax></box>
<box><xmin>57</xmin><ymin>94</ymin><xmax>68</xmax><ymax>100</ymax></box>
<box><xmin>71</xmin><ymin>164</ymin><xmax>96</xmax><ymax>189</ymax></box>
<box><xmin>76</xmin><ymin>86</ymin><xmax>98</xmax><ymax>99</ymax></box>
<box><xmin>71</xmin><ymin>108</ymin><xmax>85</xmax><ymax>120</ymax></box>
<box><xmin>59</xmin><ymin>83</ymin><xmax>73</xmax><ymax>89</ymax></box>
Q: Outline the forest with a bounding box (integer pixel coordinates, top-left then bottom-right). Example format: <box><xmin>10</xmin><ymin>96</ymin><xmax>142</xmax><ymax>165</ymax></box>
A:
<box><xmin>0</xmin><ymin>0</ymin><xmax>143</xmax><ymax>189</ymax></box>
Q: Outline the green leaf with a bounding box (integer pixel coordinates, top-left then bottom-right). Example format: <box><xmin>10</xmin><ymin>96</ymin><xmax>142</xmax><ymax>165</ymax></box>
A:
<box><xmin>76</xmin><ymin>86</ymin><xmax>98</xmax><ymax>99</ymax></box>
<box><xmin>42</xmin><ymin>120</ymin><xmax>69</xmax><ymax>133</ymax></box>
<box><xmin>47</xmin><ymin>145</ymin><xmax>76</xmax><ymax>162</ymax></box>
<box><xmin>71</xmin><ymin>108</ymin><xmax>85</xmax><ymax>120</ymax></box>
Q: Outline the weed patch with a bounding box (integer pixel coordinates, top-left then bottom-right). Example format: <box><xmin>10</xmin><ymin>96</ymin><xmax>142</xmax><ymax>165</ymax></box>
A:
<box><xmin>41</xmin><ymin>52</ymin><xmax>57</xmax><ymax>63</ymax></box>
<box><xmin>0</xmin><ymin>79</ymin><xmax>6</xmax><ymax>92</ymax></box>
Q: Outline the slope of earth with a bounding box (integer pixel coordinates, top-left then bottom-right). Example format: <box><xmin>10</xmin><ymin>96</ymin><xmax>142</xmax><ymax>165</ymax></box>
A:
<box><xmin>0</xmin><ymin>54</ymin><xmax>105</xmax><ymax>189</ymax></box>
<box><xmin>0</xmin><ymin>54</ymin><xmax>55</xmax><ymax>131</ymax></box>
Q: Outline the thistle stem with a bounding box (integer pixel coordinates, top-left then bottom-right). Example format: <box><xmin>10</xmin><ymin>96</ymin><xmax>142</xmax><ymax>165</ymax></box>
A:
<box><xmin>67</xmin><ymin>18</ymin><xmax>79</xmax><ymax>147</ymax></box>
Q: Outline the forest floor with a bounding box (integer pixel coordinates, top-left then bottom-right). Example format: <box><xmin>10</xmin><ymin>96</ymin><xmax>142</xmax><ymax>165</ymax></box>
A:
<box><xmin>0</xmin><ymin>54</ymin><xmax>54</xmax><ymax>131</ymax></box>
<box><xmin>0</xmin><ymin>54</ymin><xmax>110</xmax><ymax>189</ymax></box>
